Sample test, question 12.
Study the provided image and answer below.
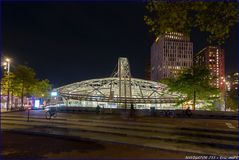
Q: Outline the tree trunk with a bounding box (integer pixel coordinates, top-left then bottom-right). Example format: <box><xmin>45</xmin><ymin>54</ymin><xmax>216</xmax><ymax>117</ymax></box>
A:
<box><xmin>21</xmin><ymin>88</ymin><xmax>24</xmax><ymax>108</ymax></box>
<box><xmin>15</xmin><ymin>97</ymin><xmax>18</xmax><ymax>109</ymax></box>
<box><xmin>21</xmin><ymin>83</ymin><xmax>24</xmax><ymax>108</ymax></box>
<box><xmin>6</xmin><ymin>76</ymin><xmax>10</xmax><ymax>111</ymax></box>
<box><xmin>193</xmin><ymin>90</ymin><xmax>196</xmax><ymax>110</ymax></box>
<box><xmin>11</xmin><ymin>90</ymin><xmax>14</xmax><ymax>110</ymax></box>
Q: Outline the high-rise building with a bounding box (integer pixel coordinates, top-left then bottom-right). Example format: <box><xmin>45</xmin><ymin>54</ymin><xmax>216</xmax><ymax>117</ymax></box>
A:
<box><xmin>232</xmin><ymin>72</ymin><xmax>238</xmax><ymax>90</ymax></box>
<box><xmin>225</xmin><ymin>72</ymin><xmax>238</xmax><ymax>92</ymax></box>
<box><xmin>225</xmin><ymin>75</ymin><xmax>231</xmax><ymax>92</ymax></box>
<box><xmin>194</xmin><ymin>46</ymin><xmax>225</xmax><ymax>91</ymax></box>
<box><xmin>151</xmin><ymin>32</ymin><xmax>193</xmax><ymax>81</ymax></box>
<box><xmin>144</xmin><ymin>58</ymin><xmax>151</xmax><ymax>80</ymax></box>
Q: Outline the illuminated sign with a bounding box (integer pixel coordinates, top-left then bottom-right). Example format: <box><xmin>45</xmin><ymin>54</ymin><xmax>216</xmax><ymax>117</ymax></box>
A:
<box><xmin>34</xmin><ymin>100</ymin><xmax>40</xmax><ymax>108</ymax></box>
<box><xmin>51</xmin><ymin>91</ymin><xmax>58</xmax><ymax>97</ymax></box>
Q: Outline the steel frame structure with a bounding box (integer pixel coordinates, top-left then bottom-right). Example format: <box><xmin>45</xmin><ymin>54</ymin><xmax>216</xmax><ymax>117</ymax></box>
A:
<box><xmin>57</xmin><ymin>57</ymin><xmax>184</xmax><ymax>106</ymax></box>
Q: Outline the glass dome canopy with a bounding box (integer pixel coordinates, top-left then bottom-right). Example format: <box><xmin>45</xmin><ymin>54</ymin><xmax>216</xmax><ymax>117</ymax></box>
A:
<box><xmin>57</xmin><ymin>58</ymin><xmax>184</xmax><ymax>109</ymax></box>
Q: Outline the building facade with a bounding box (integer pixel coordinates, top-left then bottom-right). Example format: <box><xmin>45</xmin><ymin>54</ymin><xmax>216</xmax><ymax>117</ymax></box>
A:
<box><xmin>225</xmin><ymin>72</ymin><xmax>238</xmax><ymax>91</ymax></box>
<box><xmin>194</xmin><ymin>46</ymin><xmax>225</xmax><ymax>92</ymax></box>
<box><xmin>225</xmin><ymin>75</ymin><xmax>232</xmax><ymax>92</ymax></box>
<box><xmin>144</xmin><ymin>58</ymin><xmax>151</xmax><ymax>80</ymax></box>
<box><xmin>151</xmin><ymin>32</ymin><xmax>193</xmax><ymax>81</ymax></box>
<box><xmin>231</xmin><ymin>72</ymin><xmax>238</xmax><ymax>90</ymax></box>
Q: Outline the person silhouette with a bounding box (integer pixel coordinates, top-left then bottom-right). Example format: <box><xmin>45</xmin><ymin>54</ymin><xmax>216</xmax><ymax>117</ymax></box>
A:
<box><xmin>96</xmin><ymin>105</ymin><xmax>100</xmax><ymax>115</ymax></box>
<box><xmin>185</xmin><ymin>107</ymin><xmax>192</xmax><ymax>117</ymax></box>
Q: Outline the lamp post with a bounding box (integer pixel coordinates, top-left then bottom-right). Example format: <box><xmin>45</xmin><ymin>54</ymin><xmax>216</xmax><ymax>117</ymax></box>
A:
<box><xmin>224</xmin><ymin>78</ymin><xmax>230</xmax><ymax>111</ymax></box>
<box><xmin>221</xmin><ymin>77</ymin><xmax>227</xmax><ymax>111</ymax></box>
<box><xmin>5</xmin><ymin>58</ymin><xmax>11</xmax><ymax>111</ymax></box>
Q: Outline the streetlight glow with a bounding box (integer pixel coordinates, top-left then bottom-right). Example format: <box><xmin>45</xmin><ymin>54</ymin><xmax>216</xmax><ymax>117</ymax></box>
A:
<box><xmin>5</xmin><ymin>58</ymin><xmax>10</xmax><ymax>62</ymax></box>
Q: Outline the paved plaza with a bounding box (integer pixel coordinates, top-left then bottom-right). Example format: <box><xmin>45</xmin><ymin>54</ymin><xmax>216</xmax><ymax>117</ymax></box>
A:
<box><xmin>1</xmin><ymin>110</ymin><xmax>238</xmax><ymax>159</ymax></box>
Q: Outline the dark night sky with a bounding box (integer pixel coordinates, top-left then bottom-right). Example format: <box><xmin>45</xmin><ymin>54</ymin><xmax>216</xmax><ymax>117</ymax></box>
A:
<box><xmin>2</xmin><ymin>2</ymin><xmax>238</xmax><ymax>87</ymax></box>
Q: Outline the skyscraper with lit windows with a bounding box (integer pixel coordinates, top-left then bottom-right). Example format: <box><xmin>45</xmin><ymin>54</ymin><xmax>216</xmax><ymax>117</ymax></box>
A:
<box><xmin>194</xmin><ymin>46</ymin><xmax>225</xmax><ymax>91</ymax></box>
<box><xmin>226</xmin><ymin>72</ymin><xmax>238</xmax><ymax>91</ymax></box>
<box><xmin>151</xmin><ymin>32</ymin><xmax>193</xmax><ymax>81</ymax></box>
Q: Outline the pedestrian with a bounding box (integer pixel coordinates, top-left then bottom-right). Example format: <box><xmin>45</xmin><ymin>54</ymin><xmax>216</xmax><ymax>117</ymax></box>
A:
<box><xmin>185</xmin><ymin>107</ymin><xmax>192</xmax><ymax>118</ymax></box>
<box><xmin>96</xmin><ymin>105</ymin><xmax>100</xmax><ymax>115</ymax></box>
<box><xmin>130</xmin><ymin>103</ymin><xmax>135</xmax><ymax>118</ymax></box>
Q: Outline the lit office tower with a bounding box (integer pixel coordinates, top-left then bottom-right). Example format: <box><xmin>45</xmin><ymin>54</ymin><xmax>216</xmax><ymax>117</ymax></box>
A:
<box><xmin>194</xmin><ymin>46</ymin><xmax>225</xmax><ymax>91</ymax></box>
<box><xmin>225</xmin><ymin>72</ymin><xmax>238</xmax><ymax>92</ymax></box>
<box><xmin>151</xmin><ymin>32</ymin><xmax>193</xmax><ymax>81</ymax></box>
<box><xmin>232</xmin><ymin>72</ymin><xmax>238</xmax><ymax>90</ymax></box>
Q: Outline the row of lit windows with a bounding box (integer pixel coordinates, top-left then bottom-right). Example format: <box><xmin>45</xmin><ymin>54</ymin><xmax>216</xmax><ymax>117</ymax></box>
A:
<box><xmin>163</xmin><ymin>47</ymin><xmax>192</xmax><ymax>51</ymax></box>
<box><xmin>209</xmin><ymin>54</ymin><xmax>220</xmax><ymax>58</ymax></box>
<box><xmin>165</xmin><ymin>36</ymin><xmax>184</xmax><ymax>40</ymax></box>
<box><xmin>164</xmin><ymin>41</ymin><xmax>193</xmax><ymax>49</ymax></box>
<box><xmin>163</xmin><ymin>61</ymin><xmax>192</xmax><ymax>67</ymax></box>
<box><xmin>164</xmin><ymin>41</ymin><xmax>192</xmax><ymax>46</ymax></box>
<box><xmin>164</xmin><ymin>54</ymin><xmax>192</xmax><ymax>59</ymax></box>
<box><xmin>164</xmin><ymin>49</ymin><xmax>192</xmax><ymax>54</ymax></box>
<box><xmin>209</xmin><ymin>64</ymin><xmax>219</xmax><ymax>68</ymax></box>
<box><xmin>164</xmin><ymin>42</ymin><xmax>192</xmax><ymax>46</ymax></box>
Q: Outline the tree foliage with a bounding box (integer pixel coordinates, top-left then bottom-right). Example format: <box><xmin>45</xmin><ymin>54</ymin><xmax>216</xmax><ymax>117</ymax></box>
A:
<box><xmin>14</xmin><ymin>65</ymin><xmax>36</xmax><ymax>104</ymax></box>
<box><xmin>1</xmin><ymin>71</ymin><xmax>22</xmax><ymax>97</ymax></box>
<box><xmin>161</xmin><ymin>66</ymin><xmax>219</xmax><ymax>110</ymax></box>
<box><xmin>1</xmin><ymin>65</ymin><xmax>52</xmax><ymax>107</ymax></box>
<box><xmin>144</xmin><ymin>0</ymin><xmax>238</xmax><ymax>44</ymax></box>
<box><xmin>226</xmin><ymin>90</ymin><xmax>238</xmax><ymax>111</ymax></box>
<box><xmin>30</xmin><ymin>79</ymin><xmax>52</xmax><ymax>98</ymax></box>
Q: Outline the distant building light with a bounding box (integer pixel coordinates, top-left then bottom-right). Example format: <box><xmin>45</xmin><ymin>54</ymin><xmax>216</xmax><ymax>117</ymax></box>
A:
<box><xmin>155</xmin><ymin>37</ymin><xmax>159</xmax><ymax>42</ymax></box>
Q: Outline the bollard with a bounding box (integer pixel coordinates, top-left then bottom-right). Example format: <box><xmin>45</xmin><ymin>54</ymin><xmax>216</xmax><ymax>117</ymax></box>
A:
<box><xmin>27</xmin><ymin>107</ymin><xmax>31</xmax><ymax>122</ymax></box>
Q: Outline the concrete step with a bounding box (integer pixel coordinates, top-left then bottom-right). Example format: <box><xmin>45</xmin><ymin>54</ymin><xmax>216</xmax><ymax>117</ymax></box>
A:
<box><xmin>2</xmin><ymin>113</ymin><xmax>238</xmax><ymax>134</ymax></box>
<box><xmin>2</xmin><ymin>124</ymin><xmax>237</xmax><ymax>156</ymax></box>
<box><xmin>2</xmin><ymin>119</ymin><xmax>238</xmax><ymax>149</ymax></box>
<box><xmin>2</xmin><ymin>116</ymin><xmax>238</xmax><ymax>139</ymax></box>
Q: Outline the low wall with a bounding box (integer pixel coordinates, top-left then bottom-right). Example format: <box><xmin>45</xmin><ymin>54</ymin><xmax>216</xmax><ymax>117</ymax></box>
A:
<box><xmin>49</xmin><ymin>106</ymin><xmax>238</xmax><ymax>119</ymax></box>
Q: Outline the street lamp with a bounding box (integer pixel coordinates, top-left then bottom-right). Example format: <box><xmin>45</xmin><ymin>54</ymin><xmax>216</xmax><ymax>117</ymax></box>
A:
<box><xmin>4</xmin><ymin>58</ymin><xmax>11</xmax><ymax>111</ymax></box>
<box><xmin>222</xmin><ymin>77</ymin><xmax>227</xmax><ymax>111</ymax></box>
<box><xmin>5</xmin><ymin>58</ymin><xmax>10</xmax><ymax>73</ymax></box>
